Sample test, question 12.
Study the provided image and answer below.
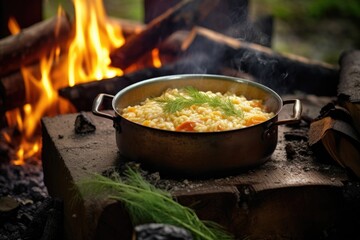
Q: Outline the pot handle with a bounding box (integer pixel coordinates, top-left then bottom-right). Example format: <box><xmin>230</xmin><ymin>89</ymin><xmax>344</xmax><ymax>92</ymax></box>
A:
<box><xmin>264</xmin><ymin>99</ymin><xmax>302</xmax><ymax>138</ymax></box>
<box><xmin>274</xmin><ymin>99</ymin><xmax>302</xmax><ymax>127</ymax></box>
<box><xmin>92</xmin><ymin>93</ymin><xmax>115</xmax><ymax>120</ymax></box>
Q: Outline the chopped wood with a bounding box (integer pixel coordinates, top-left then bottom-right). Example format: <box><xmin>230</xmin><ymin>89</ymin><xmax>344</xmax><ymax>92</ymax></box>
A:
<box><xmin>338</xmin><ymin>49</ymin><xmax>360</xmax><ymax>134</ymax></box>
<box><xmin>0</xmin><ymin>13</ymin><xmax>73</xmax><ymax>77</ymax></box>
<box><xmin>110</xmin><ymin>0</ymin><xmax>219</xmax><ymax>70</ymax></box>
<box><xmin>308</xmin><ymin>104</ymin><xmax>360</xmax><ymax>178</ymax></box>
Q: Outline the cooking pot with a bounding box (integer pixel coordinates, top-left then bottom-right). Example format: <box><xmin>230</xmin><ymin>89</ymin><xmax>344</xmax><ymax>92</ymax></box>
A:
<box><xmin>92</xmin><ymin>74</ymin><xmax>302</xmax><ymax>177</ymax></box>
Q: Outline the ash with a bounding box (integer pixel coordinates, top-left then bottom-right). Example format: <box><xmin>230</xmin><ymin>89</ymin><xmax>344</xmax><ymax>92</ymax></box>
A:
<box><xmin>0</xmin><ymin>162</ymin><xmax>62</xmax><ymax>240</ymax></box>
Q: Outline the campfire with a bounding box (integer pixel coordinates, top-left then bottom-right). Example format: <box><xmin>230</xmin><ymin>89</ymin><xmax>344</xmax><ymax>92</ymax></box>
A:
<box><xmin>0</xmin><ymin>0</ymin><xmax>341</xmax><ymax>166</ymax></box>
<box><xmin>1</xmin><ymin>0</ymin><xmax>360</xmax><ymax>239</ymax></box>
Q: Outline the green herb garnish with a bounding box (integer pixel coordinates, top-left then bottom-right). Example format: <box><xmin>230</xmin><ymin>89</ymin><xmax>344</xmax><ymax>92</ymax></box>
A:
<box><xmin>77</xmin><ymin>167</ymin><xmax>234</xmax><ymax>240</ymax></box>
<box><xmin>156</xmin><ymin>86</ymin><xmax>243</xmax><ymax>117</ymax></box>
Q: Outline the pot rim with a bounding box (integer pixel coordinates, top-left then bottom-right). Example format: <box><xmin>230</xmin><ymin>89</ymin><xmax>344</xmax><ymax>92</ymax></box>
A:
<box><xmin>111</xmin><ymin>74</ymin><xmax>284</xmax><ymax>133</ymax></box>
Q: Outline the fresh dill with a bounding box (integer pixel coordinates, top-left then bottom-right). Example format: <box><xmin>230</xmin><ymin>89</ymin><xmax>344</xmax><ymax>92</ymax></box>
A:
<box><xmin>77</xmin><ymin>167</ymin><xmax>234</xmax><ymax>240</ymax></box>
<box><xmin>155</xmin><ymin>86</ymin><xmax>243</xmax><ymax>117</ymax></box>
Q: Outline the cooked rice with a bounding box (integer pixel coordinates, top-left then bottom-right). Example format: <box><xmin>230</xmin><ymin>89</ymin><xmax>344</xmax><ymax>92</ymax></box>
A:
<box><xmin>121</xmin><ymin>87</ymin><xmax>274</xmax><ymax>132</ymax></box>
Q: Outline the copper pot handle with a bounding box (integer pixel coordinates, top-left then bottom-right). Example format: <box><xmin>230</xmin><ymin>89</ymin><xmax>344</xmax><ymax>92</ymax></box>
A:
<box><xmin>264</xmin><ymin>99</ymin><xmax>302</xmax><ymax>138</ymax></box>
<box><xmin>92</xmin><ymin>93</ymin><xmax>115</xmax><ymax>120</ymax></box>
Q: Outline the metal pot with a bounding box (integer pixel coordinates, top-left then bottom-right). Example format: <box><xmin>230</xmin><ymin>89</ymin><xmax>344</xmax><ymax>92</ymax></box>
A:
<box><xmin>92</xmin><ymin>74</ymin><xmax>302</xmax><ymax>177</ymax></box>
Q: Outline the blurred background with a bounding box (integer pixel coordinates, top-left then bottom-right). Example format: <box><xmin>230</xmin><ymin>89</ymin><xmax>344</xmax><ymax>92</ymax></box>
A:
<box><xmin>1</xmin><ymin>0</ymin><xmax>359</xmax><ymax>65</ymax></box>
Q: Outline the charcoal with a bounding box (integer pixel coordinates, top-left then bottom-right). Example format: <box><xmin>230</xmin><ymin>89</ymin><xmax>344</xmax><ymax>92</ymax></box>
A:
<box><xmin>134</xmin><ymin>223</ymin><xmax>193</xmax><ymax>240</ymax></box>
<box><xmin>74</xmin><ymin>111</ymin><xmax>96</xmax><ymax>134</ymax></box>
<box><xmin>0</xmin><ymin>162</ymin><xmax>52</xmax><ymax>239</ymax></box>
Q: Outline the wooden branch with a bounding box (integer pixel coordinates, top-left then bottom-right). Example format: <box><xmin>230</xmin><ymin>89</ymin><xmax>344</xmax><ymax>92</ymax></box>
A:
<box><xmin>182</xmin><ymin>26</ymin><xmax>339</xmax><ymax>95</ymax></box>
<box><xmin>109</xmin><ymin>0</ymin><xmax>219</xmax><ymax>70</ymax></box>
<box><xmin>0</xmin><ymin>12</ymin><xmax>73</xmax><ymax>77</ymax></box>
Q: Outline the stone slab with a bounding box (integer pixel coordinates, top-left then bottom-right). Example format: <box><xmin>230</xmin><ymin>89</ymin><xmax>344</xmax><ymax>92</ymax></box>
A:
<box><xmin>41</xmin><ymin>96</ymin><xmax>359</xmax><ymax>240</ymax></box>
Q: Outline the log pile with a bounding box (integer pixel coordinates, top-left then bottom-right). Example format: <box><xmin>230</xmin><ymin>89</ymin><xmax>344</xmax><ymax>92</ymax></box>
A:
<box><xmin>308</xmin><ymin>49</ymin><xmax>360</xmax><ymax>178</ymax></box>
<box><xmin>0</xmin><ymin>0</ymin><xmax>340</xmax><ymax>115</ymax></box>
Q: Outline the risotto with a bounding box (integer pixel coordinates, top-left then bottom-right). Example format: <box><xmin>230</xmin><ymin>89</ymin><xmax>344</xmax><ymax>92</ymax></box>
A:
<box><xmin>121</xmin><ymin>87</ymin><xmax>274</xmax><ymax>132</ymax></box>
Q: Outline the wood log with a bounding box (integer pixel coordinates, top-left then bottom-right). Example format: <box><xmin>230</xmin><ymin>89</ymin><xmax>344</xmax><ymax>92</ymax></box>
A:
<box><xmin>107</xmin><ymin>17</ymin><xmax>145</xmax><ymax>38</ymax></box>
<box><xmin>337</xmin><ymin>50</ymin><xmax>360</xmax><ymax>134</ymax></box>
<box><xmin>0</xmin><ymin>55</ymin><xmax>69</xmax><ymax>112</ymax></box>
<box><xmin>0</xmin><ymin>17</ymin><xmax>146</xmax><ymax>113</ymax></box>
<box><xmin>58</xmin><ymin>67</ymin><xmax>173</xmax><ymax>111</ymax></box>
<box><xmin>144</xmin><ymin>0</ymin><xmax>249</xmax><ymax>36</ymax></box>
<box><xmin>308</xmin><ymin>108</ymin><xmax>360</xmax><ymax>178</ymax></box>
<box><xmin>110</xmin><ymin>0</ymin><xmax>220</xmax><ymax>70</ymax></box>
<box><xmin>182</xmin><ymin>26</ymin><xmax>339</xmax><ymax>95</ymax></box>
<box><xmin>59</xmin><ymin>25</ymin><xmax>340</xmax><ymax>110</ymax></box>
<box><xmin>0</xmin><ymin>70</ymin><xmax>26</xmax><ymax>111</ymax></box>
<box><xmin>0</xmin><ymin>12</ymin><xmax>73</xmax><ymax>77</ymax></box>
<box><xmin>58</xmin><ymin>53</ymin><xmax>221</xmax><ymax>111</ymax></box>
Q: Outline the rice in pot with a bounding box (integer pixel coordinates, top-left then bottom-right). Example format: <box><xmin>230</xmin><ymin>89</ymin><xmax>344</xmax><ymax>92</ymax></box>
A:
<box><xmin>121</xmin><ymin>87</ymin><xmax>274</xmax><ymax>132</ymax></box>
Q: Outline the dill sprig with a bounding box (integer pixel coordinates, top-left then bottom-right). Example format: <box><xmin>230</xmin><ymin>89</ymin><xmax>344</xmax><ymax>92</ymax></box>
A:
<box><xmin>77</xmin><ymin>167</ymin><xmax>234</xmax><ymax>240</ymax></box>
<box><xmin>156</xmin><ymin>86</ymin><xmax>243</xmax><ymax>117</ymax></box>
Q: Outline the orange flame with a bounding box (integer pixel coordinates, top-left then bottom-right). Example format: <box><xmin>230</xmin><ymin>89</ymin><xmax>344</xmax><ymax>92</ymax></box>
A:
<box><xmin>151</xmin><ymin>48</ymin><xmax>162</xmax><ymax>68</ymax></box>
<box><xmin>4</xmin><ymin>0</ymin><xmax>126</xmax><ymax>165</ymax></box>
<box><xmin>68</xmin><ymin>0</ymin><xmax>124</xmax><ymax>86</ymax></box>
<box><xmin>8</xmin><ymin>17</ymin><xmax>20</xmax><ymax>34</ymax></box>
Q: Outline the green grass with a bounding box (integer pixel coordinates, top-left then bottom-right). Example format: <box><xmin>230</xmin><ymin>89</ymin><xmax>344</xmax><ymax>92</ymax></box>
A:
<box><xmin>43</xmin><ymin>0</ymin><xmax>143</xmax><ymax>21</ymax></box>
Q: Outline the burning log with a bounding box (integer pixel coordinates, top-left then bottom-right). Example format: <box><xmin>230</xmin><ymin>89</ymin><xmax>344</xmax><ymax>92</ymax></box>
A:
<box><xmin>108</xmin><ymin>17</ymin><xmax>145</xmax><ymax>38</ymax></box>
<box><xmin>0</xmin><ymin>16</ymin><xmax>147</xmax><ymax>114</ymax></box>
<box><xmin>0</xmin><ymin>13</ymin><xmax>73</xmax><ymax>77</ymax></box>
<box><xmin>0</xmin><ymin>70</ymin><xmax>26</xmax><ymax>112</ymax></box>
<box><xmin>0</xmin><ymin>55</ymin><xmax>69</xmax><ymax>113</ymax></box>
<box><xmin>58</xmin><ymin>68</ymin><xmax>169</xmax><ymax>111</ymax></box>
<box><xmin>59</xmin><ymin>25</ymin><xmax>339</xmax><ymax>110</ymax></box>
<box><xmin>109</xmin><ymin>0</ymin><xmax>220</xmax><ymax>70</ymax></box>
<box><xmin>58</xmin><ymin>53</ymin><xmax>221</xmax><ymax>111</ymax></box>
<box><xmin>183</xmin><ymin>27</ymin><xmax>339</xmax><ymax>96</ymax></box>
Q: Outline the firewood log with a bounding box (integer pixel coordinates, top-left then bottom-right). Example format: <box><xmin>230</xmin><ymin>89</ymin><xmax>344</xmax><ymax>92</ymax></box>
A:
<box><xmin>0</xmin><ymin>55</ymin><xmax>68</xmax><ymax>112</ymax></box>
<box><xmin>0</xmin><ymin>13</ymin><xmax>73</xmax><ymax>77</ymax></box>
<box><xmin>337</xmin><ymin>50</ymin><xmax>360</xmax><ymax>134</ymax></box>
<box><xmin>0</xmin><ymin>17</ymin><xmax>145</xmax><ymax>113</ymax></box>
<box><xmin>107</xmin><ymin>17</ymin><xmax>145</xmax><ymax>38</ymax></box>
<box><xmin>58</xmin><ymin>67</ymin><xmax>174</xmax><ymax>111</ymax></box>
<box><xmin>308</xmin><ymin>104</ymin><xmax>360</xmax><ymax>178</ymax></box>
<box><xmin>109</xmin><ymin>0</ymin><xmax>220</xmax><ymax>70</ymax></box>
<box><xmin>58</xmin><ymin>53</ymin><xmax>221</xmax><ymax>111</ymax></box>
<box><xmin>182</xmin><ymin>26</ymin><xmax>339</xmax><ymax>95</ymax></box>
